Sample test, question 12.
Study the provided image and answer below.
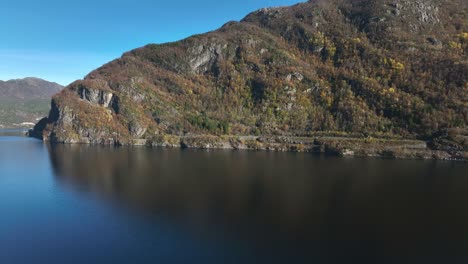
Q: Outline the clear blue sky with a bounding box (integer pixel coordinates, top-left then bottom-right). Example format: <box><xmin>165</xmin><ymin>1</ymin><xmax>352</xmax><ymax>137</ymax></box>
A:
<box><xmin>0</xmin><ymin>0</ymin><xmax>304</xmax><ymax>85</ymax></box>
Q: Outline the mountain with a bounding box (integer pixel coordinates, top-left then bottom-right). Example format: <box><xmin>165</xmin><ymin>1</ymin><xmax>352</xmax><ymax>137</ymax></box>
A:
<box><xmin>0</xmin><ymin>77</ymin><xmax>63</xmax><ymax>100</ymax></box>
<box><xmin>0</xmin><ymin>78</ymin><xmax>63</xmax><ymax>128</ymax></box>
<box><xmin>32</xmin><ymin>0</ymin><xmax>467</xmax><ymax>158</ymax></box>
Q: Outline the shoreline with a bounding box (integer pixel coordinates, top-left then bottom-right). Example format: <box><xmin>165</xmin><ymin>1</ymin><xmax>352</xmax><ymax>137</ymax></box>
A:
<box><xmin>34</xmin><ymin>134</ymin><xmax>468</xmax><ymax>161</ymax></box>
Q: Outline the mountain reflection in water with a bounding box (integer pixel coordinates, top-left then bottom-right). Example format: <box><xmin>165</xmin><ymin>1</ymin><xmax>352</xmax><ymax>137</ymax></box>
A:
<box><xmin>47</xmin><ymin>144</ymin><xmax>468</xmax><ymax>263</ymax></box>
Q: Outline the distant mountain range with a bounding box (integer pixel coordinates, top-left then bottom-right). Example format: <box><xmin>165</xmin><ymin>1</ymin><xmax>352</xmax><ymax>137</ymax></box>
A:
<box><xmin>0</xmin><ymin>77</ymin><xmax>63</xmax><ymax>100</ymax></box>
<box><xmin>0</xmin><ymin>78</ymin><xmax>63</xmax><ymax>128</ymax></box>
<box><xmin>31</xmin><ymin>0</ymin><xmax>467</xmax><ymax>158</ymax></box>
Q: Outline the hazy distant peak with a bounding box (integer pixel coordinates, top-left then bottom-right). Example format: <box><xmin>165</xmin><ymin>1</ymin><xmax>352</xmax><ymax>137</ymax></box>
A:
<box><xmin>0</xmin><ymin>77</ymin><xmax>63</xmax><ymax>100</ymax></box>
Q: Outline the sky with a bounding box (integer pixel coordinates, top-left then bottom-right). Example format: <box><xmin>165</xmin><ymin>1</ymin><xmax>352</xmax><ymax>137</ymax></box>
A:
<box><xmin>0</xmin><ymin>0</ymin><xmax>304</xmax><ymax>85</ymax></box>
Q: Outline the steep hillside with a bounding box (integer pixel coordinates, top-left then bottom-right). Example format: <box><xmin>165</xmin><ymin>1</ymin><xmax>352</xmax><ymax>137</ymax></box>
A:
<box><xmin>32</xmin><ymin>0</ymin><xmax>467</xmax><ymax>157</ymax></box>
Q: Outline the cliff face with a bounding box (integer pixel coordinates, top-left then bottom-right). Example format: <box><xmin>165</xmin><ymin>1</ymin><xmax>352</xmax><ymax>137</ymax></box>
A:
<box><xmin>33</xmin><ymin>0</ymin><xmax>467</xmax><ymax>148</ymax></box>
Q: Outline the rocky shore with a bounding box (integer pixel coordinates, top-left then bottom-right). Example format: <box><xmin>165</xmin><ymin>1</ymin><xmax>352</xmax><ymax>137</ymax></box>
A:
<box><xmin>147</xmin><ymin>135</ymin><xmax>468</xmax><ymax>161</ymax></box>
<box><xmin>29</xmin><ymin>128</ymin><xmax>467</xmax><ymax>161</ymax></box>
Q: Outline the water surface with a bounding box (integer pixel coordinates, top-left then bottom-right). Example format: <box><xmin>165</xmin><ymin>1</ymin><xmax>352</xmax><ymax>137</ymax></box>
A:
<box><xmin>1</xmin><ymin>132</ymin><xmax>467</xmax><ymax>263</ymax></box>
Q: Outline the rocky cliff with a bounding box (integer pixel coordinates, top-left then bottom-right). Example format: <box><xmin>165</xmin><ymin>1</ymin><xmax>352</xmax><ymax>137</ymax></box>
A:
<box><xmin>31</xmin><ymin>0</ymin><xmax>467</xmax><ymax>157</ymax></box>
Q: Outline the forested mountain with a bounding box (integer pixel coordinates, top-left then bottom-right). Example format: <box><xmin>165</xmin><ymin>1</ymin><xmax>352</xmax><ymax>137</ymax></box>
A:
<box><xmin>33</xmin><ymin>0</ymin><xmax>467</xmax><ymax>154</ymax></box>
<box><xmin>0</xmin><ymin>77</ymin><xmax>62</xmax><ymax>100</ymax></box>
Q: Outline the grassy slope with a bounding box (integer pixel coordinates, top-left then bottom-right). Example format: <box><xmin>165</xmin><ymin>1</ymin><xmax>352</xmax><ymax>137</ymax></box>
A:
<box><xmin>0</xmin><ymin>99</ymin><xmax>51</xmax><ymax>127</ymax></box>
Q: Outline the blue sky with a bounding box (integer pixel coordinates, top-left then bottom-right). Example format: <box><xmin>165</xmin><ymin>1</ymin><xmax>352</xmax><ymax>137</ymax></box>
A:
<box><xmin>0</xmin><ymin>0</ymin><xmax>304</xmax><ymax>85</ymax></box>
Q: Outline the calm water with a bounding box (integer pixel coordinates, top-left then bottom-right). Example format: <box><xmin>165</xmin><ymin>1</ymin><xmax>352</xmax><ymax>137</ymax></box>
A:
<box><xmin>1</xmin><ymin>131</ymin><xmax>467</xmax><ymax>263</ymax></box>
